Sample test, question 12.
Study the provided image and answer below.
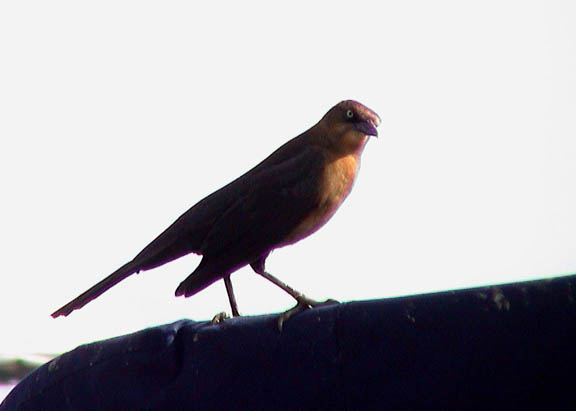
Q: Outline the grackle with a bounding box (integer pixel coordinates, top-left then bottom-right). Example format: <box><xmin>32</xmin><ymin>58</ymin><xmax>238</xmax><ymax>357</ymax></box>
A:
<box><xmin>51</xmin><ymin>100</ymin><xmax>380</xmax><ymax>328</ymax></box>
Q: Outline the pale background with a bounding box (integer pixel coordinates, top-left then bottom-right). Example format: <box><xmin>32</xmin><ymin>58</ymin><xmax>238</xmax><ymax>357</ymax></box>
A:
<box><xmin>1</xmin><ymin>1</ymin><xmax>575</xmax><ymax>356</ymax></box>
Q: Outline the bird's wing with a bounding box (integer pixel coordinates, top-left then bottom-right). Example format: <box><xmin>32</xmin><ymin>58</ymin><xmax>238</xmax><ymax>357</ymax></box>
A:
<box><xmin>199</xmin><ymin>147</ymin><xmax>325</xmax><ymax>260</ymax></box>
<box><xmin>128</xmin><ymin>138</ymin><xmax>312</xmax><ymax>271</ymax></box>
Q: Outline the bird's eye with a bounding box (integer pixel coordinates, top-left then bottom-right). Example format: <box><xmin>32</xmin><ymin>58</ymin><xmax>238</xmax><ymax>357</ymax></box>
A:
<box><xmin>346</xmin><ymin>110</ymin><xmax>354</xmax><ymax>119</ymax></box>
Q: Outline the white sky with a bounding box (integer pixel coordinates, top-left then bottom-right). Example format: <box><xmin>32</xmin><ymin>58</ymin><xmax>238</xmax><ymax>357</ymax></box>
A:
<box><xmin>1</xmin><ymin>1</ymin><xmax>575</xmax><ymax>355</ymax></box>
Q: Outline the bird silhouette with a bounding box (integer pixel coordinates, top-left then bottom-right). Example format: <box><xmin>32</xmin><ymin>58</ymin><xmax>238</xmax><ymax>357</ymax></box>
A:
<box><xmin>52</xmin><ymin>100</ymin><xmax>380</xmax><ymax>328</ymax></box>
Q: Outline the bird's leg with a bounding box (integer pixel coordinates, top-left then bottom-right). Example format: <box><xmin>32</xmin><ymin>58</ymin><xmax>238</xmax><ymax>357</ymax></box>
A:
<box><xmin>250</xmin><ymin>258</ymin><xmax>338</xmax><ymax>330</ymax></box>
<box><xmin>211</xmin><ymin>276</ymin><xmax>240</xmax><ymax>324</ymax></box>
<box><xmin>253</xmin><ymin>268</ymin><xmax>320</xmax><ymax>305</ymax></box>
<box><xmin>224</xmin><ymin>275</ymin><xmax>240</xmax><ymax>317</ymax></box>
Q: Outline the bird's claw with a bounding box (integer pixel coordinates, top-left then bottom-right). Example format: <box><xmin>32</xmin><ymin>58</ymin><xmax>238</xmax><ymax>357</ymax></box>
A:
<box><xmin>211</xmin><ymin>311</ymin><xmax>230</xmax><ymax>324</ymax></box>
<box><xmin>295</xmin><ymin>294</ymin><xmax>340</xmax><ymax>308</ymax></box>
<box><xmin>277</xmin><ymin>300</ymin><xmax>308</xmax><ymax>331</ymax></box>
<box><xmin>277</xmin><ymin>296</ymin><xmax>339</xmax><ymax>331</ymax></box>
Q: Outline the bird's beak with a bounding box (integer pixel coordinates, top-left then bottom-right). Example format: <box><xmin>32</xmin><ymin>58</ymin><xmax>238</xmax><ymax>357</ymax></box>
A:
<box><xmin>354</xmin><ymin>119</ymin><xmax>379</xmax><ymax>137</ymax></box>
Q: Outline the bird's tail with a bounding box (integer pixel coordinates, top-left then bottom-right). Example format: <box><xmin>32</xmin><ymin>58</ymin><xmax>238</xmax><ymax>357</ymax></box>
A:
<box><xmin>51</xmin><ymin>261</ymin><xmax>138</xmax><ymax>318</ymax></box>
<box><xmin>175</xmin><ymin>258</ymin><xmax>223</xmax><ymax>298</ymax></box>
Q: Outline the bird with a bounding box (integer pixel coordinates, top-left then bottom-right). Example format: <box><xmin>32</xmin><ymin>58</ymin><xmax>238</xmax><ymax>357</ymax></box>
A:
<box><xmin>51</xmin><ymin>100</ymin><xmax>380</xmax><ymax>328</ymax></box>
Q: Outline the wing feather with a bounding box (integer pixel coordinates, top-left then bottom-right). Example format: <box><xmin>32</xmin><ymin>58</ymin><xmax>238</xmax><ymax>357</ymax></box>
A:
<box><xmin>200</xmin><ymin>148</ymin><xmax>325</xmax><ymax>261</ymax></box>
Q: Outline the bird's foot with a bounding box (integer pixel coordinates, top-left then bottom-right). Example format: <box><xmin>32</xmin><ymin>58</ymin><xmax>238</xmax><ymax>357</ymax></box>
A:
<box><xmin>277</xmin><ymin>295</ymin><xmax>339</xmax><ymax>331</ymax></box>
<box><xmin>211</xmin><ymin>311</ymin><xmax>230</xmax><ymax>324</ymax></box>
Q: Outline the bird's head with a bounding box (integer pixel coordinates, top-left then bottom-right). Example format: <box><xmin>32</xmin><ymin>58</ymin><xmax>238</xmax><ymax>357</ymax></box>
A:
<box><xmin>318</xmin><ymin>100</ymin><xmax>381</xmax><ymax>155</ymax></box>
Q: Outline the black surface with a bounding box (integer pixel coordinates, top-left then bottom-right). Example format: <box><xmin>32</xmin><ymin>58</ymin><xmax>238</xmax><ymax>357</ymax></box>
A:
<box><xmin>3</xmin><ymin>275</ymin><xmax>576</xmax><ymax>410</ymax></box>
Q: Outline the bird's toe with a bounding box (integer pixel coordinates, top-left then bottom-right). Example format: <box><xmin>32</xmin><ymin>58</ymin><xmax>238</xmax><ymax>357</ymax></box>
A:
<box><xmin>277</xmin><ymin>296</ymin><xmax>340</xmax><ymax>330</ymax></box>
<box><xmin>211</xmin><ymin>311</ymin><xmax>230</xmax><ymax>324</ymax></box>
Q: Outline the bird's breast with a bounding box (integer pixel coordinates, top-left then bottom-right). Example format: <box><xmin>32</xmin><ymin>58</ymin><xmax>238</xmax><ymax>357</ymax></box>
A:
<box><xmin>281</xmin><ymin>154</ymin><xmax>360</xmax><ymax>245</ymax></box>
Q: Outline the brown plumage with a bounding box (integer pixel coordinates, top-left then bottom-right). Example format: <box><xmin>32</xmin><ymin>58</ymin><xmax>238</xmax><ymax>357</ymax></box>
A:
<box><xmin>51</xmin><ymin>100</ymin><xmax>380</xmax><ymax>326</ymax></box>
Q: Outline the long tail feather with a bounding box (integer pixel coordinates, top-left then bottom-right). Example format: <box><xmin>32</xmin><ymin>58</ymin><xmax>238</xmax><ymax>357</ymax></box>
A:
<box><xmin>51</xmin><ymin>261</ymin><xmax>138</xmax><ymax>318</ymax></box>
